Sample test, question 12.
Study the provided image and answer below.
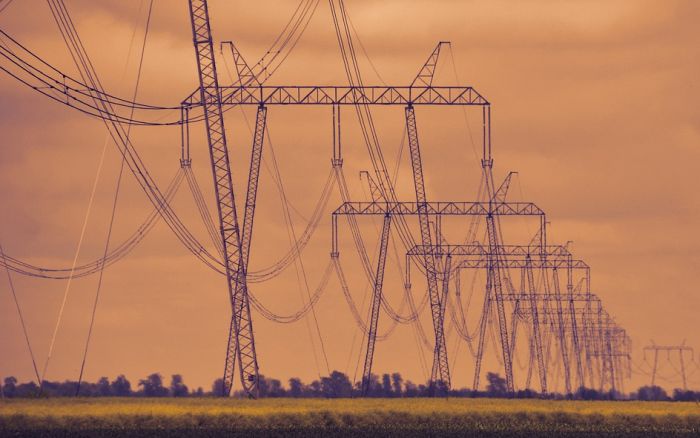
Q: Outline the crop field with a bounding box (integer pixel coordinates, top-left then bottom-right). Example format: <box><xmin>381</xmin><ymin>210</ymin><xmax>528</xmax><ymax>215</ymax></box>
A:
<box><xmin>1</xmin><ymin>398</ymin><xmax>699</xmax><ymax>437</ymax></box>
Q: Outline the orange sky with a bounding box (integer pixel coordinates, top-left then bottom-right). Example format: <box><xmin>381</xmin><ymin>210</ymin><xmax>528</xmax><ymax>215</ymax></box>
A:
<box><xmin>1</xmin><ymin>0</ymin><xmax>699</xmax><ymax>393</ymax></box>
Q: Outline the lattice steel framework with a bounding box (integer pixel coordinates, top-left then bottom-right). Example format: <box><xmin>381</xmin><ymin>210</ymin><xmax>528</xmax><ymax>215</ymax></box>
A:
<box><xmin>187</xmin><ymin>0</ymin><xmax>259</xmax><ymax>397</ymax></box>
<box><xmin>644</xmin><ymin>343</ymin><xmax>694</xmax><ymax>390</ymax></box>
<box><xmin>405</xmin><ymin>104</ymin><xmax>450</xmax><ymax>389</ymax></box>
<box><xmin>182</xmin><ymin>2</ymin><xmax>630</xmax><ymax>399</ymax></box>
<box><xmin>184</xmin><ymin>85</ymin><xmax>488</xmax><ymax>107</ymax></box>
<box><xmin>360</xmin><ymin>214</ymin><xmax>392</xmax><ymax>395</ymax></box>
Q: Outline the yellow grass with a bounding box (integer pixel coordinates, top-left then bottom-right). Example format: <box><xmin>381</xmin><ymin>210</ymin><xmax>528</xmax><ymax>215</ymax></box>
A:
<box><xmin>1</xmin><ymin>397</ymin><xmax>698</xmax><ymax>418</ymax></box>
<box><xmin>1</xmin><ymin>397</ymin><xmax>699</xmax><ymax>437</ymax></box>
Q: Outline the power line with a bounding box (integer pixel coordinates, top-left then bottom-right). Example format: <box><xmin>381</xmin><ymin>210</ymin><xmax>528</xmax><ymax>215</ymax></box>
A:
<box><xmin>76</xmin><ymin>0</ymin><xmax>155</xmax><ymax>396</ymax></box>
<box><xmin>40</xmin><ymin>128</ymin><xmax>109</xmax><ymax>389</ymax></box>
<box><xmin>0</xmin><ymin>243</ymin><xmax>41</xmax><ymax>385</ymax></box>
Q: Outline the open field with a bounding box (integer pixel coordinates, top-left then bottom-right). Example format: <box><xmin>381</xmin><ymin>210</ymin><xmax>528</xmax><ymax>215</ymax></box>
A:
<box><xmin>1</xmin><ymin>398</ymin><xmax>700</xmax><ymax>437</ymax></box>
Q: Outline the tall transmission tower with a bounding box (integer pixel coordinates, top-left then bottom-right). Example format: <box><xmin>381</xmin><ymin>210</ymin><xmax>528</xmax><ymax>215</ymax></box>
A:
<box><xmin>644</xmin><ymin>343</ymin><xmax>694</xmax><ymax>390</ymax></box>
<box><xmin>186</xmin><ymin>0</ymin><xmax>260</xmax><ymax>397</ymax></box>
<box><xmin>183</xmin><ymin>14</ymin><xmax>488</xmax><ymax>395</ymax></box>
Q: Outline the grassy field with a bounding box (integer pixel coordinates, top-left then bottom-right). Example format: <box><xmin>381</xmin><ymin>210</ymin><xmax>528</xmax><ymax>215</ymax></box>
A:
<box><xmin>1</xmin><ymin>397</ymin><xmax>699</xmax><ymax>437</ymax></box>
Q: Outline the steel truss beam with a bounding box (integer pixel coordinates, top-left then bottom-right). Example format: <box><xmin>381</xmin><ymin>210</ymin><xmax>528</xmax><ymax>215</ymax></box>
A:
<box><xmin>408</xmin><ymin>244</ymin><xmax>570</xmax><ymax>258</ymax></box>
<box><xmin>499</xmin><ymin>293</ymin><xmax>600</xmax><ymax>303</ymax></box>
<box><xmin>455</xmin><ymin>259</ymin><xmax>588</xmax><ymax>269</ymax></box>
<box><xmin>333</xmin><ymin>201</ymin><xmax>543</xmax><ymax>216</ymax></box>
<box><xmin>184</xmin><ymin>85</ymin><xmax>488</xmax><ymax>107</ymax></box>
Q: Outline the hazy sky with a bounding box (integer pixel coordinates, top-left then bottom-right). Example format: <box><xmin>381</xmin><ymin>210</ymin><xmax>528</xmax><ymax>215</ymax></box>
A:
<box><xmin>1</xmin><ymin>0</ymin><xmax>699</xmax><ymax>393</ymax></box>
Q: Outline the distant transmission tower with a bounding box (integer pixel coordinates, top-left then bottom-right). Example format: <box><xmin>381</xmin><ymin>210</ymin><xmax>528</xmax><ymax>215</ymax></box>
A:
<box><xmin>644</xmin><ymin>343</ymin><xmax>694</xmax><ymax>390</ymax></box>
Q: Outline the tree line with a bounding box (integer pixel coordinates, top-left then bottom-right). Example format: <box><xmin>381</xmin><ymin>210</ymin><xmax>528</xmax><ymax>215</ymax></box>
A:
<box><xmin>2</xmin><ymin>371</ymin><xmax>697</xmax><ymax>401</ymax></box>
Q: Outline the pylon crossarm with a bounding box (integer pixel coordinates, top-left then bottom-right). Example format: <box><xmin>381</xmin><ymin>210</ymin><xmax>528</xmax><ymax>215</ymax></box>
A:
<box><xmin>184</xmin><ymin>85</ymin><xmax>489</xmax><ymax>107</ymax></box>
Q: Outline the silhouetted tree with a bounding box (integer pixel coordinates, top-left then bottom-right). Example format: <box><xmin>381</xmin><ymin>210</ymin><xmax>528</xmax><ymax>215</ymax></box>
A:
<box><xmin>15</xmin><ymin>381</ymin><xmax>39</xmax><ymax>397</ymax></box>
<box><xmin>486</xmin><ymin>372</ymin><xmax>507</xmax><ymax>396</ymax></box>
<box><xmin>636</xmin><ymin>385</ymin><xmax>668</xmax><ymax>401</ymax></box>
<box><xmin>2</xmin><ymin>377</ymin><xmax>17</xmax><ymax>398</ymax></box>
<box><xmin>8</xmin><ymin>371</ymin><xmax>660</xmax><ymax>399</ymax></box>
<box><xmin>404</xmin><ymin>380</ymin><xmax>418</xmax><ymax>397</ymax></box>
<box><xmin>211</xmin><ymin>378</ymin><xmax>225</xmax><ymax>396</ymax></box>
<box><xmin>381</xmin><ymin>374</ymin><xmax>393</xmax><ymax>397</ymax></box>
<box><xmin>430</xmin><ymin>380</ymin><xmax>449</xmax><ymax>397</ymax></box>
<box><xmin>391</xmin><ymin>373</ymin><xmax>403</xmax><ymax>397</ymax></box>
<box><xmin>575</xmin><ymin>387</ymin><xmax>601</xmax><ymax>400</ymax></box>
<box><xmin>289</xmin><ymin>378</ymin><xmax>304</xmax><ymax>398</ymax></box>
<box><xmin>363</xmin><ymin>374</ymin><xmax>382</xmax><ymax>397</ymax></box>
<box><xmin>307</xmin><ymin>380</ymin><xmax>322</xmax><ymax>397</ymax></box>
<box><xmin>170</xmin><ymin>375</ymin><xmax>188</xmax><ymax>397</ymax></box>
<box><xmin>450</xmin><ymin>387</ymin><xmax>473</xmax><ymax>397</ymax></box>
<box><xmin>255</xmin><ymin>375</ymin><xmax>269</xmax><ymax>397</ymax></box>
<box><xmin>672</xmin><ymin>389</ymin><xmax>698</xmax><ymax>402</ymax></box>
<box><xmin>95</xmin><ymin>377</ymin><xmax>111</xmax><ymax>396</ymax></box>
<box><xmin>320</xmin><ymin>371</ymin><xmax>352</xmax><ymax>398</ymax></box>
<box><xmin>256</xmin><ymin>375</ymin><xmax>284</xmax><ymax>397</ymax></box>
<box><xmin>139</xmin><ymin>373</ymin><xmax>169</xmax><ymax>397</ymax></box>
<box><xmin>42</xmin><ymin>380</ymin><xmax>78</xmax><ymax>397</ymax></box>
<box><xmin>267</xmin><ymin>378</ymin><xmax>285</xmax><ymax>397</ymax></box>
<box><xmin>110</xmin><ymin>375</ymin><xmax>132</xmax><ymax>396</ymax></box>
<box><xmin>515</xmin><ymin>388</ymin><xmax>537</xmax><ymax>399</ymax></box>
<box><xmin>575</xmin><ymin>387</ymin><xmax>620</xmax><ymax>400</ymax></box>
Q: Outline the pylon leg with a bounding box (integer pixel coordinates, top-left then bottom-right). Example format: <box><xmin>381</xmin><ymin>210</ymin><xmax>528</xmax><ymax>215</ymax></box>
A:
<box><xmin>361</xmin><ymin>214</ymin><xmax>392</xmax><ymax>396</ymax></box>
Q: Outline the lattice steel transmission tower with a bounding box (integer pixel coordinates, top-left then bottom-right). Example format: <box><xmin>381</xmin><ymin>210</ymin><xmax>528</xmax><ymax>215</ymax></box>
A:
<box><xmin>644</xmin><ymin>343</ymin><xmax>694</xmax><ymax>390</ymax></box>
<box><xmin>187</xmin><ymin>0</ymin><xmax>260</xmax><ymax>397</ymax></box>
<box><xmin>184</xmin><ymin>17</ymin><xmax>488</xmax><ymax>395</ymax></box>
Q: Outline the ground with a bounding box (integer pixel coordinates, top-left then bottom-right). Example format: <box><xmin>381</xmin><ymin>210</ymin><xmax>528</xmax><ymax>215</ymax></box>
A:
<box><xmin>1</xmin><ymin>397</ymin><xmax>699</xmax><ymax>437</ymax></box>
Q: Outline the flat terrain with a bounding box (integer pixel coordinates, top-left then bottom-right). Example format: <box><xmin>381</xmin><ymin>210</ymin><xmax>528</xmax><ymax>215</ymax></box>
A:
<box><xmin>1</xmin><ymin>398</ymin><xmax>699</xmax><ymax>437</ymax></box>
